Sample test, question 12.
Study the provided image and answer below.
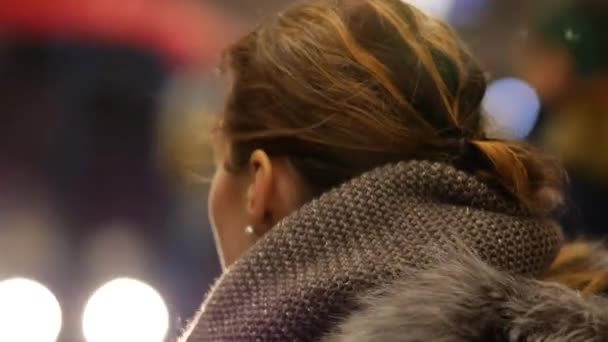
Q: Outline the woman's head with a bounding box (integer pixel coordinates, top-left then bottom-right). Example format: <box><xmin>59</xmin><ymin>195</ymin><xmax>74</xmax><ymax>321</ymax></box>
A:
<box><xmin>209</xmin><ymin>0</ymin><xmax>564</xmax><ymax>267</ymax></box>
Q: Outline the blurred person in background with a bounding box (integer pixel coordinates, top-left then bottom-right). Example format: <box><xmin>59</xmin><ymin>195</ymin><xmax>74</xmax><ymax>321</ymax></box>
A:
<box><xmin>521</xmin><ymin>0</ymin><xmax>608</xmax><ymax>238</ymax></box>
<box><xmin>180</xmin><ymin>0</ymin><xmax>608</xmax><ymax>341</ymax></box>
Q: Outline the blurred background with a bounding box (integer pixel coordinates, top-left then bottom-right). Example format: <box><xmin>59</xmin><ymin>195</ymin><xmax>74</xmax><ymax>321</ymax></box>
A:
<box><xmin>0</xmin><ymin>0</ymin><xmax>606</xmax><ymax>341</ymax></box>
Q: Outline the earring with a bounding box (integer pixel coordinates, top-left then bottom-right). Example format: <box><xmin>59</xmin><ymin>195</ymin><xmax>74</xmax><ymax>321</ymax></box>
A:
<box><xmin>245</xmin><ymin>225</ymin><xmax>256</xmax><ymax>237</ymax></box>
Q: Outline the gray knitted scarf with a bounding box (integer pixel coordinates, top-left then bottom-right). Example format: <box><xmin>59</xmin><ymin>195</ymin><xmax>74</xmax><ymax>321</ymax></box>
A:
<box><xmin>182</xmin><ymin>160</ymin><xmax>563</xmax><ymax>341</ymax></box>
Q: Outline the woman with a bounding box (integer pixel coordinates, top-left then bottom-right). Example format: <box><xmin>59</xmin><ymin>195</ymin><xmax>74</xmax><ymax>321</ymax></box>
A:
<box><xmin>181</xmin><ymin>0</ymin><xmax>608</xmax><ymax>340</ymax></box>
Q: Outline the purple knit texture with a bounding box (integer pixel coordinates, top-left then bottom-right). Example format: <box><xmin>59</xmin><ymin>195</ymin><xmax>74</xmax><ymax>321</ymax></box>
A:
<box><xmin>183</xmin><ymin>160</ymin><xmax>563</xmax><ymax>341</ymax></box>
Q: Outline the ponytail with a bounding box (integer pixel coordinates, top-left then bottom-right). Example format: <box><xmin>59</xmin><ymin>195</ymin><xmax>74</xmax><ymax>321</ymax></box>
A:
<box><xmin>470</xmin><ymin>139</ymin><xmax>565</xmax><ymax>214</ymax></box>
<box><xmin>545</xmin><ymin>242</ymin><xmax>608</xmax><ymax>296</ymax></box>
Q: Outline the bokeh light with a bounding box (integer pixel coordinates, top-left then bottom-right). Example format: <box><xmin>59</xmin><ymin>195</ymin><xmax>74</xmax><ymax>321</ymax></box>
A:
<box><xmin>82</xmin><ymin>278</ymin><xmax>169</xmax><ymax>342</ymax></box>
<box><xmin>0</xmin><ymin>278</ymin><xmax>62</xmax><ymax>342</ymax></box>
<box><xmin>482</xmin><ymin>77</ymin><xmax>541</xmax><ymax>139</ymax></box>
<box><xmin>402</xmin><ymin>0</ymin><xmax>455</xmax><ymax>19</ymax></box>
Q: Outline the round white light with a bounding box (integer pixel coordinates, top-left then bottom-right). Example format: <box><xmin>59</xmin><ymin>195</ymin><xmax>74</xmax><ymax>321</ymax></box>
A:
<box><xmin>482</xmin><ymin>78</ymin><xmax>541</xmax><ymax>139</ymax></box>
<box><xmin>402</xmin><ymin>0</ymin><xmax>455</xmax><ymax>19</ymax></box>
<box><xmin>0</xmin><ymin>278</ymin><xmax>62</xmax><ymax>342</ymax></box>
<box><xmin>82</xmin><ymin>278</ymin><xmax>169</xmax><ymax>342</ymax></box>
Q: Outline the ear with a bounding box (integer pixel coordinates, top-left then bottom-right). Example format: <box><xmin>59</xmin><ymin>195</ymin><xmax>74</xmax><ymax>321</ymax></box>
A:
<box><xmin>245</xmin><ymin>150</ymin><xmax>273</xmax><ymax>231</ymax></box>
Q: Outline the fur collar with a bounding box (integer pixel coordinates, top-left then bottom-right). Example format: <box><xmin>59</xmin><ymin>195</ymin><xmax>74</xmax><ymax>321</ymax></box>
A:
<box><xmin>323</xmin><ymin>249</ymin><xmax>608</xmax><ymax>342</ymax></box>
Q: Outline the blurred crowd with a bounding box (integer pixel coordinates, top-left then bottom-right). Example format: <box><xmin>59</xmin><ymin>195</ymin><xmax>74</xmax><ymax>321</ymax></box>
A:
<box><xmin>0</xmin><ymin>0</ymin><xmax>606</xmax><ymax>341</ymax></box>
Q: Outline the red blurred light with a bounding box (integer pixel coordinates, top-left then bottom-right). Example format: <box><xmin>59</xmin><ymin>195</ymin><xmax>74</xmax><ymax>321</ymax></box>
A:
<box><xmin>0</xmin><ymin>0</ymin><xmax>236</xmax><ymax>67</ymax></box>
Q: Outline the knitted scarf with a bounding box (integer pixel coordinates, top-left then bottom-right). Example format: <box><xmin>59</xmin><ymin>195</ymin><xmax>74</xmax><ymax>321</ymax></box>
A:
<box><xmin>181</xmin><ymin>160</ymin><xmax>563</xmax><ymax>341</ymax></box>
